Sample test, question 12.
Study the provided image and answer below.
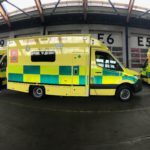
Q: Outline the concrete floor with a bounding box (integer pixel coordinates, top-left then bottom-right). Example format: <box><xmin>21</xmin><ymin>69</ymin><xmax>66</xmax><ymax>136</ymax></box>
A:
<box><xmin>0</xmin><ymin>84</ymin><xmax>150</xmax><ymax>150</ymax></box>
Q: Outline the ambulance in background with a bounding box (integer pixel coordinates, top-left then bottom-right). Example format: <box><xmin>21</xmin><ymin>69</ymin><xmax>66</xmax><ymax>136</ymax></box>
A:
<box><xmin>7</xmin><ymin>35</ymin><xmax>142</xmax><ymax>101</ymax></box>
<box><xmin>0</xmin><ymin>48</ymin><xmax>7</xmax><ymax>90</ymax></box>
<box><xmin>141</xmin><ymin>49</ymin><xmax>150</xmax><ymax>84</ymax></box>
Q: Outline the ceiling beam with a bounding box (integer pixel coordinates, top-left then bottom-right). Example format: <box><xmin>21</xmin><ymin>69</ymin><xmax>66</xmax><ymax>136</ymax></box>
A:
<box><xmin>138</xmin><ymin>9</ymin><xmax>150</xmax><ymax>18</ymax></box>
<box><xmin>127</xmin><ymin>0</ymin><xmax>135</xmax><ymax>23</ymax></box>
<box><xmin>34</xmin><ymin>0</ymin><xmax>44</xmax><ymax>22</ymax></box>
<box><xmin>83</xmin><ymin>0</ymin><xmax>88</xmax><ymax>21</ymax></box>
<box><xmin>108</xmin><ymin>0</ymin><xmax>120</xmax><ymax>16</ymax></box>
<box><xmin>5</xmin><ymin>0</ymin><xmax>32</xmax><ymax>18</ymax></box>
<box><xmin>0</xmin><ymin>3</ymin><xmax>11</xmax><ymax>28</ymax></box>
<box><xmin>51</xmin><ymin>0</ymin><xmax>61</xmax><ymax>15</ymax></box>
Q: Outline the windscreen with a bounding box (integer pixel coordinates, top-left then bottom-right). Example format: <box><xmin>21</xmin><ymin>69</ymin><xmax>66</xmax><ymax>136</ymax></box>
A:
<box><xmin>111</xmin><ymin>53</ymin><xmax>125</xmax><ymax>69</ymax></box>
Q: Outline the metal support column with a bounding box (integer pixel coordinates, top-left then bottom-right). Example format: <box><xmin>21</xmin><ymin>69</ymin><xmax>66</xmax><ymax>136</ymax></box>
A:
<box><xmin>43</xmin><ymin>25</ymin><xmax>46</xmax><ymax>35</ymax></box>
<box><xmin>125</xmin><ymin>25</ymin><xmax>129</xmax><ymax>68</ymax></box>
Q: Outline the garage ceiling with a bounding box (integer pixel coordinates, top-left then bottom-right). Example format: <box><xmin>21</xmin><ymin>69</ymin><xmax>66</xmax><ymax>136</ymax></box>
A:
<box><xmin>0</xmin><ymin>0</ymin><xmax>149</xmax><ymax>28</ymax></box>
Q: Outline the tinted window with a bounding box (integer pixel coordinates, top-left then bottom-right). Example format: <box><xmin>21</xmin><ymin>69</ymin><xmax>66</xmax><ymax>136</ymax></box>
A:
<box><xmin>0</xmin><ymin>55</ymin><xmax>2</xmax><ymax>60</ymax></box>
<box><xmin>31</xmin><ymin>51</ymin><xmax>55</xmax><ymax>62</ymax></box>
<box><xmin>95</xmin><ymin>51</ymin><xmax>122</xmax><ymax>71</ymax></box>
<box><xmin>0</xmin><ymin>56</ymin><xmax>7</xmax><ymax>71</ymax></box>
<box><xmin>2</xmin><ymin>56</ymin><xmax>7</xmax><ymax>67</ymax></box>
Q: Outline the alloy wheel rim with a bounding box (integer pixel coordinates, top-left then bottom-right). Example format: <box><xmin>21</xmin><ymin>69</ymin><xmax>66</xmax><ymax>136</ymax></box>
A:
<box><xmin>120</xmin><ymin>89</ymin><xmax>130</xmax><ymax>101</ymax></box>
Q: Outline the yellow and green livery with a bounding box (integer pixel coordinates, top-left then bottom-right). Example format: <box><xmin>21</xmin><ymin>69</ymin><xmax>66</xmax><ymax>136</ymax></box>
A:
<box><xmin>0</xmin><ymin>48</ymin><xmax>7</xmax><ymax>90</ymax></box>
<box><xmin>141</xmin><ymin>49</ymin><xmax>150</xmax><ymax>84</ymax></box>
<box><xmin>7</xmin><ymin>34</ymin><xmax>142</xmax><ymax>101</ymax></box>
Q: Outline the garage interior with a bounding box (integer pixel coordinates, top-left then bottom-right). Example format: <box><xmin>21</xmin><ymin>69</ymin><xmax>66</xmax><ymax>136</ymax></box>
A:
<box><xmin>0</xmin><ymin>0</ymin><xmax>150</xmax><ymax>150</ymax></box>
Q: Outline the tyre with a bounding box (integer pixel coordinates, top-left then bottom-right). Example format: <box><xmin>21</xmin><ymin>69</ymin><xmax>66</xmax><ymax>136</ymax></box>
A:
<box><xmin>116</xmin><ymin>85</ymin><xmax>132</xmax><ymax>102</ymax></box>
<box><xmin>31</xmin><ymin>86</ymin><xmax>45</xmax><ymax>99</ymax></box>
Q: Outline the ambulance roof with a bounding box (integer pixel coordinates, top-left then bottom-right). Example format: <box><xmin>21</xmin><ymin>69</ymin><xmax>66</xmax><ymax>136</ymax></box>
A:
<box><xmin>8</xmin><ymin>34</ymin><xmax>109</xmax><ymax>52</ymax></box>
<box><xmin>91</xmin><ymin>38</ymin><xmax>109</xmax><ymax>51</ymax></box>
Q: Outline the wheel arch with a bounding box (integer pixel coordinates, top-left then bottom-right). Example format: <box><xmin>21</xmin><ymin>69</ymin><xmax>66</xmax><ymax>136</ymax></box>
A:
<box><xmin>116</xmin><ymin>82</ymin><xmax>134</xmax><ymax>94</ymax></box>
<box><xmin>115</xmin><ymin>82</ymin><xmax>134</xmax><ymax>101</ymax></box>
<box><xmin>29</xmin><ymin>85</ymin><xmax>45</xmax><ymax>94</ymax></box>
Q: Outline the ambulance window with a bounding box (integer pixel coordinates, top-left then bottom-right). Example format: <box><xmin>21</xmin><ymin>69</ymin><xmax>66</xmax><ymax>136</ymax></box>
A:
<box><xmin>31</xmin><ymin>51</ymin><xmax>55</xmax><ymax>62</ymax></box>
<box><xmin>0</xmin><ymin>56</ymin><xmax>7</xmax><ymax>68</ymax></box>
<box><xmin>95</xmin><ymin>51</ymin><xmax>122</xmax><ymax>71</ymax></box>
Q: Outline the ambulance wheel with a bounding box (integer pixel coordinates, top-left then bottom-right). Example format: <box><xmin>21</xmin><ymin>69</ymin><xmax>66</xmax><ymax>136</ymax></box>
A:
<box><xmin>31</xmin><ymin>86</ymin><xmax>45</xmax><ymax>99</ymax></box>
<box><xmin>116</xmin><ymin>85</ymin><xmax>132</xmax><ymax>102</ymax></box>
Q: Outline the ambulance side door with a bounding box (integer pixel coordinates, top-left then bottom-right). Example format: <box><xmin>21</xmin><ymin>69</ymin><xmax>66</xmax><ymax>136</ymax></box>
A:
<box><xmin>90</xmin><ymin>49</ymin><xmax>123</xmax><ymax>95</ymax></box>
<box><xmin>0</xmin><ymin>55</ymin><xmax>7</xmax><ymax>74</ymax></box>
<box><xmin>0</xmin><ymin>55</ymin><xmax>7</xmax><ymax>86</ymax></box>
<box><xmin>71</xmin><ymin>49</ymin><xmax>90</xmax><ymax>97</ymax></box>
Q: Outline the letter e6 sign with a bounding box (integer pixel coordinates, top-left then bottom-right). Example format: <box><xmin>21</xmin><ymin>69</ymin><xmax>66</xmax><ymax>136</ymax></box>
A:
<box><xmin>10</xmin><ymin>50</ymin><xmax>18</xmax><ymax>63</ymax></box>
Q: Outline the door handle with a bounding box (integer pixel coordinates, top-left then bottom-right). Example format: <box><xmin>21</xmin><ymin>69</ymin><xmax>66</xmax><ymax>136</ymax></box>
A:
<box><xmin>95</xmin><ymin>72</ymin><xmax>102</xmax><ymax>74</ymax></box>
<box><xmin>74</xmin><ymin>69</ymin><xmax>78</xmax><ymax>74</ymax></box>
<box><xmin>73</xmin><ymin>67</ymin><xmax>79</xmax><ymax>75</ymax></box>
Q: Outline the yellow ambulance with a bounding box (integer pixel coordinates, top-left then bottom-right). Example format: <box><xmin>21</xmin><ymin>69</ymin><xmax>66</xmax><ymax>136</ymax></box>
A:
<box><xmin>141</xmin><ymin>49</ymin><xmax>150</xmax><ymax>84</ymax></box>
<box><xmin>7</xmin><ymin>35</ymin><xmax>142</xmax><ymax>101</ymax></box>
<box><xmin>0</xmin><ymin>48</ymin><xmax>7</xmax><ymax>90</ymax></box>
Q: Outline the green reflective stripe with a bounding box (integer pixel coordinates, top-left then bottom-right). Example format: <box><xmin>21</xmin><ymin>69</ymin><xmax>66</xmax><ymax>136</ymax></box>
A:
<box><xmin>122</xmin><ymin>76</ymin><xmax>137</xmax><ymax>82</ymax></box>
<box><xmin>147</xmin><ymin>72</ymin><xmax>150</xmax><ymax>78</ymax></box>
<box><xmin>103</xmin><ymin>69</ymin><xmax>120</xmax><ymax>76</ymax></box>
<box><xmin>79</xmin><ymin>76</ymin><xmax>86</xmax><ymax>85</ymax></box>
<box><xmin>8</xmin><ymin>73</ymin><xmax>23</xmax><ymax>82</ymax></box>
<box><xmin>59</xmin><ymin>66</ymin><xmax>71</xmax><ymax>75</ymax></box>
<box><xmin>24</xmin><ymin>66</ymin><xmax>40</xmax><ymax>74</ymax></box>
<box><xmin>8</xmin><ymin>65</ymin><xmax>87</xmax><ymax>86</ymax></box>
<box><xmin>94</xmin><ymin>76</ymin><xmax>102</xmax><ymax>84</ymax></box>
<box><xmin>41</xmin><ymin>75</ymin><xmax>59</xmax><ymax>84</ymax></box>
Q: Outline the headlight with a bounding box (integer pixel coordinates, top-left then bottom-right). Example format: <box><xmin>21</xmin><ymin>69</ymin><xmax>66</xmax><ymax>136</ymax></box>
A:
<box><xmin>134</xmin><ymin>74</ymin><xmax>141</xmax><ymax>79</ymax></box>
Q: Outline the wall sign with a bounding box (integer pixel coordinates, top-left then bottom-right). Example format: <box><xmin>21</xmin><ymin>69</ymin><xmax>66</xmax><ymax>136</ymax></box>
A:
<box><xmin>130</xmin><ymin>34</ymin><xmax>150</xmax><ymax>68</ymax></box>
<box><xmin>93</xmin><ymin>32</ymin><xmax>122</xmax><ymax>47</ymax></box>
<box><xmin>98</xmin><ymin>33</ymin><xmax>114</xmax><ymax>45</ymax></box>
<box><xmin>0</xmin><ymin>39</ymin><xmax>5</xmax><ymax>47</ymax></box>
<box><xmin>131</xmin><ymin>35</ymin><xmax>150</xmax><ymax>48</ymax></box>
<box><xmin>138</xmin><ymin>36</ymin><xmax>150</xmax><ymax>47</ymax></box>
<box><xmin>92</xmin><ymin>32</ymin><xmax>123</xmax><ymax>63</ymax></box>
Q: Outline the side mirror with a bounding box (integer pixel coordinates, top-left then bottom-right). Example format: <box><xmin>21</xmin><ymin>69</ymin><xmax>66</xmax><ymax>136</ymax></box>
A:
<box><xmin>139</xmin><ymin>64</ymin><xmax>144</xmax><ymax>68</ymax></box>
